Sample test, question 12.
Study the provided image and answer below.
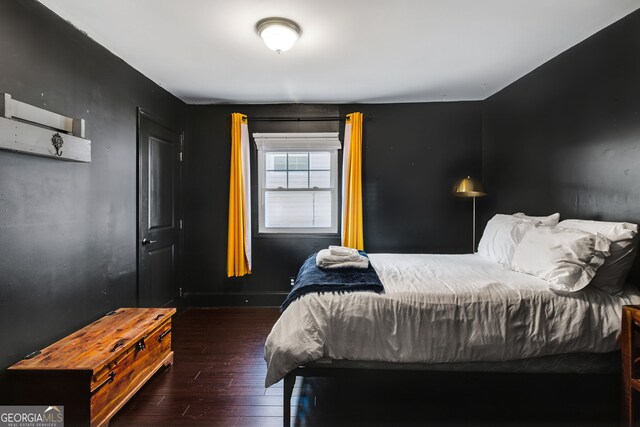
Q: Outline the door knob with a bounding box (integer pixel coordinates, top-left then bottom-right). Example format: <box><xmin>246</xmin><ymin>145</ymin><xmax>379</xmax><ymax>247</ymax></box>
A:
<box><xmin>141</xmin><ymin>238</ymin><xmax>157</xmax><ymax>246</ymax></box>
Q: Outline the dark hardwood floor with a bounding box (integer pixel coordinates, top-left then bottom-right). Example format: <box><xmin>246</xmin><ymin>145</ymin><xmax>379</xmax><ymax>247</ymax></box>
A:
<box><xmin>111</xmin><ymin>308</ymin><xmax>284</xmax><ymax>427</ymax></box>
<box><xmin>110</xmin><ymin>308</ymin><xmax>621</xmax><ymax>427</ymax></box>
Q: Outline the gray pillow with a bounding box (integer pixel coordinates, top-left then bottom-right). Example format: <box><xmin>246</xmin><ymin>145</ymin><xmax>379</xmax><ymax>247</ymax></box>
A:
<box><xmin>558</xmin><ymin>219</ymin><xmax>639</xmax><ymax>295</ymax></box>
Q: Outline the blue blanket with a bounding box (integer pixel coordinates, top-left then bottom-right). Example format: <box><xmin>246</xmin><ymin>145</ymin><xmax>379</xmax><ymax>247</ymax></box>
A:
<box><xmin>281</xmin><ymin>251</ymin><xmax>384</xmax><ymax>312</ymax></box>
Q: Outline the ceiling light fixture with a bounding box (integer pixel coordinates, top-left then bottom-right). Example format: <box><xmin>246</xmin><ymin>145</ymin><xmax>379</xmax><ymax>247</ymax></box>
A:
<box><xmin>256</xmin><ymin>17</ymin><xmax>301</xmax><ymax>54</ymax></box>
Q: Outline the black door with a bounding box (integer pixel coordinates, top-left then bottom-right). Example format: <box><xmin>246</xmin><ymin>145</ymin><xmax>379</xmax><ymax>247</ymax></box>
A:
<box><xmin>138</xmin><ymin>111</ymin><xmax>182</xmax><ymax>307</ymax></box>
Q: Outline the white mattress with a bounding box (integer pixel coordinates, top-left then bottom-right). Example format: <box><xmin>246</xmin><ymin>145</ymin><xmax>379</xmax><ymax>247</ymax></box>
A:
<box><xmin>264</xmin><ymin>253</ymin><xmax>640</xmax><ymax>387</ymax></box>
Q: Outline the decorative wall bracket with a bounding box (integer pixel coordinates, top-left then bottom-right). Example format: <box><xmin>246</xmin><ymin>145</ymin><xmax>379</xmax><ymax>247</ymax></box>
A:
<box><xmin>0</xmin><ymin>93</ymin><xmax>91</xmax><ymax>162</ymax></box>
<box><xmin>51</xmin><ymin>133</ymin><xmax>64</xmax><ymax>156</ymax></box>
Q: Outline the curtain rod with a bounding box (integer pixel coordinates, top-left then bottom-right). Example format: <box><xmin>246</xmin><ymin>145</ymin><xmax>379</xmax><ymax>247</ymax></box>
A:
<box><xmin>249</xmin><ymin>115</ymin><xmax>373</xmax><ymax>122</ymax></box>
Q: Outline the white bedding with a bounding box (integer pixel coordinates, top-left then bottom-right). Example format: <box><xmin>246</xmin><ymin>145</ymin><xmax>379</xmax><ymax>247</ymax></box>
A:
<box><xmin>264</xmin><ymin>253</ymin><xmax>640</xmax><ymax>387</ymax></box>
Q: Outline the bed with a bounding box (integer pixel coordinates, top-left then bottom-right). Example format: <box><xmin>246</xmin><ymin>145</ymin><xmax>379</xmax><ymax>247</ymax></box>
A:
<box><xmin>264</xmin><ymin>252</ymin><xmax>640</xmax><ymax>424</ymax></box>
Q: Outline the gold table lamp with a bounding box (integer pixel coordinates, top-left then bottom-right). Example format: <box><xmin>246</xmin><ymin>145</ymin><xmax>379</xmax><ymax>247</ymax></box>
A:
<box><xmin>453</xmin><ymin>176</ymin><xmax>487</xmax><ymax>252</ymax></box>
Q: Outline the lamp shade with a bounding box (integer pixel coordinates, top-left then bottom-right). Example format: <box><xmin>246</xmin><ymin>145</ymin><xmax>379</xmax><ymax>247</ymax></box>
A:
<box><xmin>453</xmin><ymin>176</ymin><xmax>486</xmax><ymax>197</ymax></box>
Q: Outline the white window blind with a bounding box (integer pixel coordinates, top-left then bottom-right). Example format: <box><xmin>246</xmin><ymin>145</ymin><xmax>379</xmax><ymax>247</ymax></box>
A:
<box><xmin>254</xmin><ymin>133</ymin><xmax>340</xmax><ymax>234</ymax></box>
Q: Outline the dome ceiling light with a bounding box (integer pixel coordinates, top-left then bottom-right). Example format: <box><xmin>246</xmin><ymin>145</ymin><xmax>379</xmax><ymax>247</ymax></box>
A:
<box><xmin>255</xmin><ymin>17</ymin><xmax>301</xmax><ymax>54</ymax></box>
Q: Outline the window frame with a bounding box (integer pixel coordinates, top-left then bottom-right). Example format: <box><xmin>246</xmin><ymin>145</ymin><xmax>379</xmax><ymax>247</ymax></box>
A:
<box><xmin>254</xmin><ymin>133</ymin><xmax>341</xmax><ymax>235</ymax></box>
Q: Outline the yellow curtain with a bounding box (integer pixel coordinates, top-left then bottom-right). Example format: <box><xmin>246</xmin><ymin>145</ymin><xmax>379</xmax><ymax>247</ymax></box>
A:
<box><xmin>341</xmin><ymin>112</ymin><xmax>364</xmax><ymax>250</ymax></box>
<box><xmin>227</xmin><ymin>113</ymin><xmax>252</xmax><ymax>277</ymax></box>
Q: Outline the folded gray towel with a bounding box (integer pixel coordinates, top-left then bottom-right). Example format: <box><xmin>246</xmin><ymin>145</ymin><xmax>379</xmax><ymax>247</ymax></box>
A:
<box><xmin>320</xmin><ymin>259</ymin><xmax>369</xmax><ymax>269</ymax></box>
<box><xmin>329</xmin><ymin>245</ymin><xmax>359</xmax><ymax>257</ymax></box>
<box><xmin>316</xmin><ymin>248</ymin><xmax>369</xmax><ymax>269</ymax></box>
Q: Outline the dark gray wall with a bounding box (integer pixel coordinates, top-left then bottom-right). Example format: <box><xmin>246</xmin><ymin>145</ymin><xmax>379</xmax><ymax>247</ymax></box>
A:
<box><xmin>184</xmin><ymin>102</ymin><xmax>482</xmax><ymax>302</ymax></box>
<box><xmin>0</xmin><ymin>0</ymin><xmax>185</xmax><ymax>393</ymax></box>
<box><xmin>483</xmin><ymin>9</ymin><xmax>640</xmax><ymax>283</ymax></box>
<box><xmin>184</xmin><ymin>104</ymin><xmax>340</xmax><ymax>304</ymax></box>
<box><xmin>341</xmin><ymin>103</ymin><xmax>483</xmax><ymax>254</ymax></box>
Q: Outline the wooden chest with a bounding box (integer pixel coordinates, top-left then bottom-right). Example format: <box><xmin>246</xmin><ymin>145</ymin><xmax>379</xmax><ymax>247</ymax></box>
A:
<box><xmin>8</xmin><ymin>307</ymin><xmax>175</xmax><ymax>427</ymax></box>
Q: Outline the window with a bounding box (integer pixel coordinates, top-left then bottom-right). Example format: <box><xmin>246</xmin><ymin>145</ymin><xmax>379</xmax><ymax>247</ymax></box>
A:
<box><xmin>254</xmin><ymin>133</ymin><xmax>340</xmax><ymax>234</ymax></box>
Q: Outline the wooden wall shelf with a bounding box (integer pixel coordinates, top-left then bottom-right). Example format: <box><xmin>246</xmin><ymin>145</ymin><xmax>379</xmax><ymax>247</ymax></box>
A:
<box><xmin>0</xmin><ymin>93</ymin><xmax>91</xmax><ymax>162</ymax></box>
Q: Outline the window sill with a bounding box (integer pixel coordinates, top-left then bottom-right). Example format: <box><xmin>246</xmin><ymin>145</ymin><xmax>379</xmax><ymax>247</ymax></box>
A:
<box><xmin>255</xmin><ymin>232</ymin><xmax>340</xmax><ymax>239</ymax></box>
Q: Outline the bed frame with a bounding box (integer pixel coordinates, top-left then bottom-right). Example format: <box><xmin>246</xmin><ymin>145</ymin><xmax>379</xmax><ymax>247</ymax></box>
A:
<box><xmin>281</xmin><ymin>352</ymin><xmax>621</xmax><ymax>426</ymax></box>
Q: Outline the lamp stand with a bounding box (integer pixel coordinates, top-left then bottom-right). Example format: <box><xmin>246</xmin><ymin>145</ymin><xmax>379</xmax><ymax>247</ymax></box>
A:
<box><xmin>452</xmin><ymin>175</ymin><xmax>486</xmax><ymax>253</ymax></box>
<box><xmin>472</xmin><ymin>196</ymin><xmax>476</xmax><ymax>253</ymax></box>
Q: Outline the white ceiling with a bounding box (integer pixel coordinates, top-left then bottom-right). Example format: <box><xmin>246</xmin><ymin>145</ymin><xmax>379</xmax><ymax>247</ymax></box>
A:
<box><xmin>38</xmin><ymin>0</ymin><xmax>640</xmax><ymax>104</ymax></box>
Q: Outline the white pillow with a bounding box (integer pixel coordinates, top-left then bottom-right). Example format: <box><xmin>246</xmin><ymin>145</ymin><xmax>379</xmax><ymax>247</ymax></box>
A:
<box><xmin>558</xmin><ymin>219</ymin><xmax>638</xmax><ymax>294</ymax></box>
<box><xmin>511</xmin><ymin>225</ymin><xmax>611</xmax><ymax>292</ymax></box>
<box><xmin>477</xmin><ymin>214</ymin><xmax>539</xmax><ymax>265</ymax></box>
<box><xmin>513</xmin><ymin>212</ymin><xmax>560</xmax><ymax>226</ymax></box>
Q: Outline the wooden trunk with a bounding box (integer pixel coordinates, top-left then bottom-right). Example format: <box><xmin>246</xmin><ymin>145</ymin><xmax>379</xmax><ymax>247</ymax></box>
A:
<box><xmin>7</xmin><ymin>308</ymin><xmax>175</xmax><ymax>427</ymax></box>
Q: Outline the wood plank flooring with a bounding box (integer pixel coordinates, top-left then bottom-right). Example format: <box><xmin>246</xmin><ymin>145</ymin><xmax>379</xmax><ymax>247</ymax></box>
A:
<box><xmin>111</xmin><ymin>308</ymin><xmax>285</xmax><ymax>427</ymax></box>
<box><xmin>110</xmin><ymin>307</ymin><xmax>620</xmax><ymax>426</ymax></box>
